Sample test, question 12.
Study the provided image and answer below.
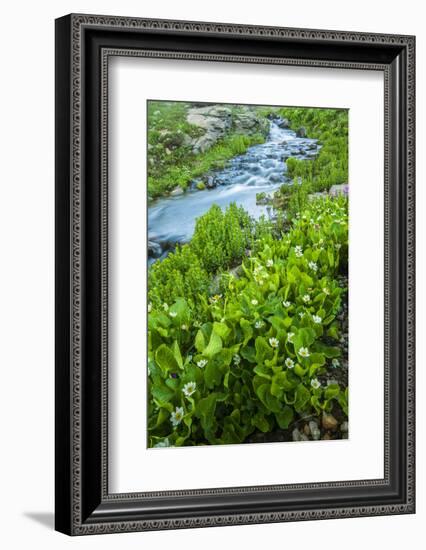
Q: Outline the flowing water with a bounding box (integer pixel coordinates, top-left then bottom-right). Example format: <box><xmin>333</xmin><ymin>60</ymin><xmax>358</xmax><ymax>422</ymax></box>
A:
<box><xmin>148</xmin><ymin>120</ymin><xmax>320</xmax><ymax>262</ymax></box>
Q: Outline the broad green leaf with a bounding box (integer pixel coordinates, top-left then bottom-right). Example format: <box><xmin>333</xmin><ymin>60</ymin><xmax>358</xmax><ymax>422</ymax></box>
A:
<box><xmin>172</xmin><ymin>340</ymin><xmax>183</xmax><ymax>369</ymax></box>
<box><xmin>294</xmin><ymin>383</ymin><xmax>311</xmax><ymax>412</ymax></box>
<box><xmin>241</xmin><ymin>345</ymin><xmax>256</xmax><ymax>363</ymax></box>
<box><xmin>275</xmin><ymin>406</ymin><xmax>294</xmax><ymax>429</ymax></box>
<box><xmin>203</xmin><ymin>330</ymin><xmax>223</xmax><ymax>359</ymax></box>
<box><xmin>324</xmin><ymin>383</ymin><xmax>340</xmax><ymax>400</ymax></box>
<box><xmin>255</xmin><ymin>336</ymin><xmax>273</xmax><ymax>363</ymax></box>
<box><xmin>195</xmin><ymin>329</ymin><xmax>205</xmax><ymax>352</ymax></box>
<box><xmin>155</xmin><ymin>344</ymin><xmax>179</xmax><ymax>374</ymax></box>
<box><xmin>252</xmin><ymin>412</ymin><xmax>270</xmax><ymax>433</ymax></box>
<box><xmin>240</xmin><ymin>318</ymin><xmax>254</xmax><ymax>345</ymax></box>
<box><xmin>151</xmin><ymin>382</ymin><xmax>174</xmax><ymax>404</ymax></box>
<box><xmin>213</xmin><ymin>321</ymin><xmax>231</xmax><ymax>342</ymax></box>
<box><xmin>169</xmin><ymin>297</ymin><xmax>190</xmax><ymax>322</ymax></box>
<box><xmin>205</xmin><ymin>361</ymin><xmax>223</xmax><ymax>389</ymax></box>
<box><xmin>253</xmin><ymin>364</ymin><xmax>272</xmax><ymax>380</ymax></box>
<box><xmin>256</xmin><ymin>384</ymin><xmax>281</xmax><ymax>413</ymax></box>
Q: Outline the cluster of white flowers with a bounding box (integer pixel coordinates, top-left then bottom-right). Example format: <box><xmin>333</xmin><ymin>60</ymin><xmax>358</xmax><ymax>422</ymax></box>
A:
<box><xmin>308</xmin><ymin>261</ymin><xmax>318</xmax><ymax>272</ymax></box>
<box><xmin>182</xmin><ymin>381</ymin><xmax>196</xmax><ymax>397</ymax></box>
<box><xmin>285</xmin><ymin>358</ymin><xmax>295</xmax><ymax>369</ymax></box>
<box><xmin>170</xmin><ymin>406</ymin><xmax>184</xmax><ymax>427</ymax></box>
<box><xmin>302</xmin><ymin>294</ymin><xmax>311</xmax><ymax>303</ymax></box>
<box><xmin>312</xmin><ymin>315</ymin><xmax>322</xmax><ymax>324</ymax></box>
<box><xmin>197</xmin><ymin>359</ymin><xmax>208</xmax><ymax>369</ymax></box>
<box><xmin>294</xmin><ymin>245</ymin><xmax>303</xmax><ymax>258</ymax></box>
<box><xmin>298</xmin><ymin>347</ymin><xmax>310</xmax><ymax>358</ymax></box>
<box><xmin>269</xmin><ymin>337</ymin><xmax>279</xmax><ymax>348</ymax></box>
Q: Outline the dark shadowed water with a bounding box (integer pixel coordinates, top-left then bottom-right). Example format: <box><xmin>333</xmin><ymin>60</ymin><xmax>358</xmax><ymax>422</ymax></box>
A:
<box><xmin>148</xmin><ymin>121</ymin><xmax>319</xmax><ymax>262</ymax></box>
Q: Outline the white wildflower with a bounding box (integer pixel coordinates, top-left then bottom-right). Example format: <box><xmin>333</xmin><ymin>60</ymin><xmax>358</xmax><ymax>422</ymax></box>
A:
<box><xmin>308</xmin><ymin>261</ymin><xmax>318</xmax><ymax>272</ymax></box>
<box><xmin>266</xmin><ymin>259</ymin><xmax>274</xmax><ymax>267</ymax></box>
<box><xmin>323</xmin><ymin>287</ymin><xmax>330</xmax><ymax>295</ymax></box>
<box><xmin>233</xmin><ymin>354</ymin><xmax>241</xmax><ymax>365</ymax></box>
<box><xmin>181</xmin><ymin>324</ymin><xmax>188</xmax><ymax>330</ymax></box>
<box><xmin>332</xmin><ymin>358</ymin><xmax>340</xmax><ymax>368</ymax></box>
<box><xmin>197</xmin><ymin>359</ymin><xmax>208</xmax><ymax>368</ymax></box>
<box><xmin>311</xmin><ymin>378</ymin><xmax>321</xmax><ymax>389</ymax></box>
<box><xmin>299</xmin><ymin>312</ymin><xmax>305</xmax><ymax>319</ymax></box>
<box><xmin>302</xmin><ymin>294</ymin><xmax>311</xmax><ymax>303</ymax></box>
<box><xmin>170</xmin><ymin>406</ymin><xmax>184</xmax><ymax>427</ymax></box>
<box><xmin>287</xmin><ymin>332</ymin><xmax>295</xmax><ymax>343</ymax></box>
<box><xmin>282</xmin><ymin>300</ymin><xmax>291</xmax><ymax>308</ymax></box>
<box><xmin>251</xmin><ymin>299</ymin><xmax>258</xmax><ymax>306</ymax></box>
<box><xmin>169</xmin><ymin>311</ymin><xmax>177</xmax><ymax>318</ymax></box>
<box><xmin>285</xmin><ymin>358</ymin><xmax>295</xmax><ymax>369</ymax></box>
<box><xmin>255</xmin><ymin>320</ymin><xmax>265</xmax><ymax>329</ymax></box>
<box><xmin>294</xmin><ymin>245</ymin><xmax>303</xmax><ymax>258</ymax></box>
<box><xmin>298</xmin><ymin>347</ymin><xmax>310</xmax><ymax>358</ymax></box>
<box><xmin>312</xmin><ymin>315</ymin><xmax>322</xmax><ymax>324</ymax></box>
<box><xmin>163</xmin><ymin>303</ymin><xmax>169</xmax><ymax>311</ymax></box>
<box><xmin>182</xmin><ymin>382</ymin><xmax>196</xmax><ymax>397</ymax></box>
<box><xmin>269</xmin><ymin>337</ymin><xmax>279</xmax><ymax>348</ymax></box>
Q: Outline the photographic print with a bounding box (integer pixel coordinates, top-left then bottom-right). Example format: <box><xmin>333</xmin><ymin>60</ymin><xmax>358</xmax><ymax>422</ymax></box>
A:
<box><xmin>147</xmin><ymin>101</ymin><xmax>349</xmax><ymax>448</ymax></box>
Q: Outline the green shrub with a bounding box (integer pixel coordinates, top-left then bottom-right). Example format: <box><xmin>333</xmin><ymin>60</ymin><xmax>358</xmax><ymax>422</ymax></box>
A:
<box><xmin>191</xmin><ymin>203</ymin><xmax>254</xmax><ymax>273</ymax></box>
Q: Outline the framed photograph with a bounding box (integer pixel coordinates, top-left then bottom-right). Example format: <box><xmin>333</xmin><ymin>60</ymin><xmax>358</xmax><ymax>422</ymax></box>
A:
<box><xmin>55</xmin><ymin>14</ymin><xmax>415</xmax><ymax>535</ymax></box>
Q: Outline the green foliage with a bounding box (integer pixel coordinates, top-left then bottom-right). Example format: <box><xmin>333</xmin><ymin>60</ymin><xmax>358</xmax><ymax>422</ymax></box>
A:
<box><xmin>148</xmin><ymin>196</ymin><xmax>349</xmax><ymax>447</ymax></box>
<box><xmin>148</xmin><ymin>203</ymin><xmax>254</xmax><ymax>309</ymax></box>
<box><xmin>281</xmin><ymin>107</ymin><xmax>348</xmax><ymax>192</ymax></box>
<box><xmin>191</xmin><ymin>203</ymin><xmax>254</xmax><ymax>273</ymax></box>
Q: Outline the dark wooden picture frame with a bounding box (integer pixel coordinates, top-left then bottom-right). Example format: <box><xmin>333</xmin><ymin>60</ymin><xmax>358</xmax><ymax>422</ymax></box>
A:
<box><xmin>55</xmin><ymin>13</ymin><xmax>415</xmax><ymax>535</ymax></box>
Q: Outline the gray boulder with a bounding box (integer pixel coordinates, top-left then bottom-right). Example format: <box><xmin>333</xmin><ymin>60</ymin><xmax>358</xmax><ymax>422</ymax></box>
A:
<box><xmin>170</xmin><ymin>186</ymin><xmax>184</xmax><ymax>196</ymax></box>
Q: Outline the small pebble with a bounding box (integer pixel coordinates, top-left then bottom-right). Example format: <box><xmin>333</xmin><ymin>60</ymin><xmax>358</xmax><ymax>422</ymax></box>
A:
<box><xmin>309</xmin><ymin>420</ymin><xmax>321</xmax><ymax>440</ymax></box>
<box><xmin>322</xmin><ymin>412</ymin><xmax>338</xmax><ymax>431</ymax></box>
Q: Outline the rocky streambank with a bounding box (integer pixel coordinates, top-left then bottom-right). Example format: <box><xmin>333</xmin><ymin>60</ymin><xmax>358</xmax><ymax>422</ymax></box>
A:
<box><xmin>147</xmin><ymin>118</ymin><xmax>322</xmax><ymax>263</ymax></box>
<box><xmin>185</xmin><ymin>104</ymin><xmax>269</xmax><ymax>154</ymax></box>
